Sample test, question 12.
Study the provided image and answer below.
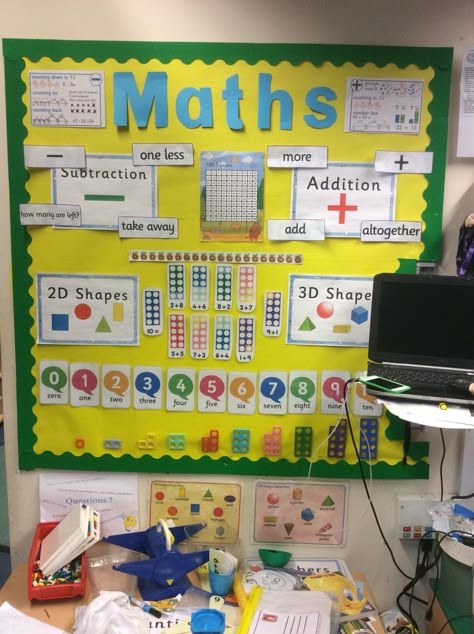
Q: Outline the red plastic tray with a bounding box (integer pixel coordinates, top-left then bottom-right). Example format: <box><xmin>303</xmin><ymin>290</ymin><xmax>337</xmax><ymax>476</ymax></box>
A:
<box><xmin>28</xmin><ymin>521</ymin><xmax>87</xmax><ymax>600</ymax></box>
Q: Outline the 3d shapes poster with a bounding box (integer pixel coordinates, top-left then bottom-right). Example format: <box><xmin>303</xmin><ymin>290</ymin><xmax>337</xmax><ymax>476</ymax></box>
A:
<box><xmin>3</xmin><ymin>40</ymin><xmax>452</xmax><ymax>477</ymax></box>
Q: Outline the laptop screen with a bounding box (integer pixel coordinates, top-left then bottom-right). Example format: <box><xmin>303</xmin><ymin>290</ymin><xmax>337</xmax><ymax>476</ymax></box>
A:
<box><xmin>369</xmin><ymin>273</ymin><xmax>474</xmax><ymax>371</ymax></box>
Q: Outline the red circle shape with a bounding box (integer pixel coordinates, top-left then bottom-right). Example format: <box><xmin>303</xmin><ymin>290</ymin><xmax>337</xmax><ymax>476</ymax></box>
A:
<box><xmin>75</xmin><ymin>303</ymin><xmax>92</xmax><ymax>320</ymax></box>
<box><xmin>213</xmin><ymin>507</ymin><xmax>224</xmax><ymax>517</ymax></box>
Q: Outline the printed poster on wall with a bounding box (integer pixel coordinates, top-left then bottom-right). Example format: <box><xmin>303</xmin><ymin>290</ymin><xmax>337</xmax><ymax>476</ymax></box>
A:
<box><xmin>3</xmin><ymin>39</ymin><xmax>452</xmax><ymax>479</ymax></box>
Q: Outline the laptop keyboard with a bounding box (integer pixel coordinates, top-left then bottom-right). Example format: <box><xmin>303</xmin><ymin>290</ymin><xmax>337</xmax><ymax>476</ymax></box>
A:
<box><xmin>367</xmin><ymin>362</ymin><xmax>473</xmax><ymax>387</ymax></box>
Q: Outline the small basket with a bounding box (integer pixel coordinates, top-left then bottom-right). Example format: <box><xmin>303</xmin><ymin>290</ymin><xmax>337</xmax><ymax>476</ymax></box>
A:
<box><xmin>28</xmin><ymin>521</ymin><xmax>87</xmax><ymax>600</ymax></box>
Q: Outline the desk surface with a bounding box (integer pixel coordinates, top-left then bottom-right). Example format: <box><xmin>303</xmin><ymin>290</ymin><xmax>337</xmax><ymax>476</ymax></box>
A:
<box><xmin>0</xmin><ymin>564</ymin><xmax>384</xmax><ymax>633</ymax></box>
<box><xmin>0</xmin><ymin>563</ymin><xmax>89</xmax><ymax>631</ymax></box>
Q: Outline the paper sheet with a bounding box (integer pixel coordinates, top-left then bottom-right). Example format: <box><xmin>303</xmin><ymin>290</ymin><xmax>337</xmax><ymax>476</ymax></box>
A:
<box><xmin>247</xmin><ymin>590</ymin><xmax>332</xmax><ymax>634</ymax></box>
<box><xmin>380</xmin><ymin>398</ymin><xmax>474</xmax><ymax>429</ymax></box>
<box><xmin>39</xmin><ymin>471</ymin><xmax>139</xmax><ymax>536</ymax></box>
<box><xmin>457</xmin><ymin>46</ymin><xmax>474</xmax><ymax>157</ymax></box>
<box><xmin>0</xmin><ymin>602</ymin><xmax>68</xmax><ymax>634</ymax></box>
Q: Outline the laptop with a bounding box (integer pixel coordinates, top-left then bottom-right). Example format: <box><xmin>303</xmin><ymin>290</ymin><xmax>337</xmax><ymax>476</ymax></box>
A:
<box><xmin>366</xmin><ymin>272</ymin><xmax>474</xmax><ymax>405</ymax></box>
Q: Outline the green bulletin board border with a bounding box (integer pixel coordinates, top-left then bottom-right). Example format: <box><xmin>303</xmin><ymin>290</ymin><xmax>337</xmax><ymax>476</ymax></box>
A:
<box><xmin>3</xmin><ymin>39</ymin><xmax>452</xmax><ymax>478</ymax></box>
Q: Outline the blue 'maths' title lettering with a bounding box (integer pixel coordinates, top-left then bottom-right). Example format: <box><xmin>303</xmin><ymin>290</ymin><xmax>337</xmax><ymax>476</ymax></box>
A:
<box><xmin>113</xmin><ymin>72</ymin><xmax>337</xmax><ymax>130</ymax></box>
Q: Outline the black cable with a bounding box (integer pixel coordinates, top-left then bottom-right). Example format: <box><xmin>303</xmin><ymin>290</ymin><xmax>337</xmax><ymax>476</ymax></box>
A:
<box><xmin>395</xmin><ymin>535</ymin><xmax>434</xmax><ymax>633</ymax></box>
<box><xmin>450</xmin><ymin>492</ymin><xmax>474</xmax><ymax>500</ymax></box>
<box><xmin>407</xmin><ymin>535</ymin><xmax>428</xmax><ymax>625</ymax></box>
<box><xmin>424</xmin><ymin>529</ymin><xmax>474</xmax><ymax>624</ymax></box>
<box><xmin>343</xmin><ymin>379</ymin><xmax>412</xmax><ymax>581</ymax></box>
<box><xmin>439</xmin><ymin>429</ymin><xmax>446</xmax><ymax>502</ymax></box>
<box><xmin>437</xmin><ymin>613</ymin><xmax>472</xmax><ymax>633</ymax></box>
<box><xmin>346</xmin><ymin>379</ymin><xmax>460</xmax><ymax>633</ymax></box>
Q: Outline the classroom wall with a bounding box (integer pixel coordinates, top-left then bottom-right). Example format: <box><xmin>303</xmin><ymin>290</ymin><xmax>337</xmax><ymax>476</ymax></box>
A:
<box><xmin>0</xmin><ymin>0</ymin><xmax>472</xmax><ymax>622</ymax></box>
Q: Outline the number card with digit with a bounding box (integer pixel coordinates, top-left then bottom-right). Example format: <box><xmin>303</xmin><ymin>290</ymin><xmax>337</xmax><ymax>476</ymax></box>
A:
<box><xmin>236</xmin><ymin>316</ymin><xmax>255</xmax><ymax>362</ymax></box>
<box><xmin>197</xmin><ymin>369</ymin><xmax>227</xmax><ymax>413</ymax></box>
<box><xmin>214</xmin><ymin>264</ymin><xmax>233</xmax><ymax>311</ymax></box>
<box><xmin>167</xmin><ymin>263</ymin><xmax>186</xmax><ymax>309</ymax></box>
<box><xmin>143</xmin><ymin>288</ymin><xmax>163</xmax><ymax>336</ymax></box>
<box><xmin>101</xmin><ymin>364</ymin><xmax>131</xmax><ymax>409</ymax></box>
<box><xmin>190</xmin><ymin>314</ymin><xmax>209</xmax><ymax>359</ymax></box>
<box><xmin>227</xmin><ymin>371</ymin><xmax>257</xmax><ymax>414</ymax></box>
<box><xmin>320</xmin><ymin>370</ymin><xmax>351</xmax><ymax>414</ymax></box>
<box><xmin>190</xmin><ymin>264</ymin><xmax>210</xmax><ymax>310</ymax></box>
<box><xmin>263</xmin><ymin>291</ymin><xmax>283</xmax><ymax>336</ymax></box>
<box><xmin>133</xmin><ymin>366</ymin><xmax>162</xmax><ymax>409</ymax></box>
<box><xmin>288</xmin><ymin>370</ymin><xmax>317</xmax><ymax>414</ymax></box>
<box><xmin>70</xmin><ymin>362</ymin><xmax>100</xmax><ymax>407</ymax></box>
<box><xmin>213</xmin><ymin>315</ymin><xmax>232</xmax><ymax>360</ymax></box>
<box><xmin>237</xmin><ymin>265</ymin><xmax>256</xmax><ymax>312</ymax></box>
<box><xmin>166</xmin><ymin>368</ymin><xmax>195</xmax><ymax>412</ymax></box>
<box><xmin>258</xmin><ymin>371</ymin><xmax>288</xmax><ymax>414</ymax></box>
<box><xmin>168</xmin><ymin>313</ymin><xmax>186</xmax><ymax>358</ymax></box>
<box><xmin>39</xmin><ymin>360</ymin><xmax>69</xmax><ymax>404</ymax></box>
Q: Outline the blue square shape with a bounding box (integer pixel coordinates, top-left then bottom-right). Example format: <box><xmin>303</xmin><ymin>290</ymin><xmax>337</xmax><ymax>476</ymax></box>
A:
<box><xmin>51</xmin><ymin>313</ymin><xmax>69</xmax><ymax>331</ymax></box>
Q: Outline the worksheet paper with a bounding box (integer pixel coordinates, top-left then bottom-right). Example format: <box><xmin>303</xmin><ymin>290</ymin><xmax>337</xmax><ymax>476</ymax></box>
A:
<box><xmin>39</xmin><ymin>471</ymin><xmax>139</xmax><ymax>536</ymax></box>
<box><xmin>0</xmin><ymin>602</ymin><xmax>67</xmax><ymax>634</ymax></box>
<box><xmin>248</xmin><ymin>590</ymin><xmax>332</xmax><ymax>634</ymax></box>
<box><xmin>457</xmin><ymin>46</ymin><xmax>474</xmax><ymax>157</ymax></box>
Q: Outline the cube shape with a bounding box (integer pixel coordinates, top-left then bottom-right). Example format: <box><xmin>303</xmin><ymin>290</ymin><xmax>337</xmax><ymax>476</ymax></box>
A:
<box><xmin>351</xmin><ymin>305</ymin><xmax>368</xmax><ymax>325</ymax></box>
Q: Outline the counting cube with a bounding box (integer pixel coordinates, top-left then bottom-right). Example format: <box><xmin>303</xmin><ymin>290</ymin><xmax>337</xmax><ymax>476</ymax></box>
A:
<box><xmin>351</xmin><ymin>305</ymin><xmax>368</xmax><ymax>325</ymax></box>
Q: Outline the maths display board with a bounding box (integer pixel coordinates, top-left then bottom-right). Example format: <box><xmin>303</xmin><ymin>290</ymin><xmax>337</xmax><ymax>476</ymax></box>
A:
<box><xmin>3</xmin><ymin>40</ymin><xmax>452</xmax><ymax>477</ymax></box>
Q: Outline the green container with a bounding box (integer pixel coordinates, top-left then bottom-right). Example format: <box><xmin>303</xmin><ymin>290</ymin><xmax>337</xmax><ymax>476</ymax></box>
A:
<box><xmin>438</xmin><ymin>548</ymin><xmax>473</xmax><ymax>615</ymax></box>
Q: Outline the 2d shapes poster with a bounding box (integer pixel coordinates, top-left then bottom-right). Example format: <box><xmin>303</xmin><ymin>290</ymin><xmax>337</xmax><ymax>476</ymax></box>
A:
<box><xmin>287</xmin><ymin>274</ymin><xmax>372</xmax><ymax>346</ymax></box>
<box><xmin>36</xmin><ymin>273</ymin><xmax>139</xmax><ymax>345</ymax></box>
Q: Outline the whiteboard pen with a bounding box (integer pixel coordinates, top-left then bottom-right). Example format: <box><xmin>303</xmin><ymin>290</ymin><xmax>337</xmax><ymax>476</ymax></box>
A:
<box><xmin>130</xmin><ymin>596</ymin><xmax>162</xmax><ymax>618</ymax></box>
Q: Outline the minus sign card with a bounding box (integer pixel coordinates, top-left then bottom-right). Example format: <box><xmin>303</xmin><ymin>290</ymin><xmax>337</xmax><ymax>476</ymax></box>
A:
<box><xmin>102</xmin><ymin>364</ymin><xmax>131</xmax><ymax>409</ymax></box>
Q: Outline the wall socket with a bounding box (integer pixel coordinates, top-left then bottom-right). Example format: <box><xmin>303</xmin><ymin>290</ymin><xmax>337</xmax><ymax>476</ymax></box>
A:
<box><xmin>397</xmin><ymin>493</ymin><xmax>438</xmax><ymax>539</ymax></box>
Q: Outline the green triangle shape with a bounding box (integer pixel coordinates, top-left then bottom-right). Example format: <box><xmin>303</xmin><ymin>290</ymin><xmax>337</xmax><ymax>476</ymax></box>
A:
<box><xmin>321</xmin><ymin>495</ymin><xmax>335</xmax><ymax>507</ymax></box>
<box><xmin>96</xmin><ymin>316</ymin><xmax>112</xmax><ymax>333</ymax></box>
<box><xmin>299</xmin><ymin>316</ymin><xmax>316</xmax><ymax>331</ymax></box>
<box><xmin>203</xmin><ymin>488</ymin><xmax>213</xmax><ymax>498</ymax></box>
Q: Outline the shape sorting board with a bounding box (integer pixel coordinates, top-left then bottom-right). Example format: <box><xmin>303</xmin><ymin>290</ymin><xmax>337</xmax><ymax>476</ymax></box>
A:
<box><xmin>254</xmin><ymin>481</ymin><xmax>346</xmax><ymax>545</ymax></box>
<box><xmin>150</xmin><ymin>481</ymin><xmax>241</xmax><ymax>544</ymax></box>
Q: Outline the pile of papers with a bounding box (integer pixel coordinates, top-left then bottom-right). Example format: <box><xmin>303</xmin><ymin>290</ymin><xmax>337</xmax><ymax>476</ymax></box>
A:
<box><xmin>39</xmin><ymin>504</ymin><xmax>100</xmax><ymax>577</ymax></box>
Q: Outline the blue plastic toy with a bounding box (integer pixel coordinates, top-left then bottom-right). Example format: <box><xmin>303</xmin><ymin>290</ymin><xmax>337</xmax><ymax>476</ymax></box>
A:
<box><xmin>103</xmin><ymin>519</ymin><xmax>209</xmax><ymax>600</ymax></box>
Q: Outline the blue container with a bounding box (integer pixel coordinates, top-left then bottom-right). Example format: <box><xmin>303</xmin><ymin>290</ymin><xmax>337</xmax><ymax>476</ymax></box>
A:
<box><xmin>190</xmin><ymin>609</ymin><xmax>226</xmax><ymax>634</ymax></box>
<box><xmin>209</xmin><ymin>570</ymin><xmax>234</xmax><ymax>597</ymax></box>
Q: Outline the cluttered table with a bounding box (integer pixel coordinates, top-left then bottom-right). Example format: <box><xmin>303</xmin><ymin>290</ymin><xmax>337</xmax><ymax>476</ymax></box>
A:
<box><xmin>0</xmin><ymin>563</ymin><xmax>385</xmax><ymax>634</ymax></box>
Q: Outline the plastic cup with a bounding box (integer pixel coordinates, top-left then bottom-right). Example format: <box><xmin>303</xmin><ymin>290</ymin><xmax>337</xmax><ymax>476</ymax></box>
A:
<box><xmin>208</xmin><ymin>570</ymin><xmax>234</xmax><ymax>597</ymax></box>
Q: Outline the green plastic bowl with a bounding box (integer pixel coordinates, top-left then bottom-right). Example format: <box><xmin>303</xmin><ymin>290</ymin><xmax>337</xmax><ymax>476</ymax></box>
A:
<box><xmin>258</xmin><ymin>548</ymin><xmax>292</xmax><ymax>568</ymax></box>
